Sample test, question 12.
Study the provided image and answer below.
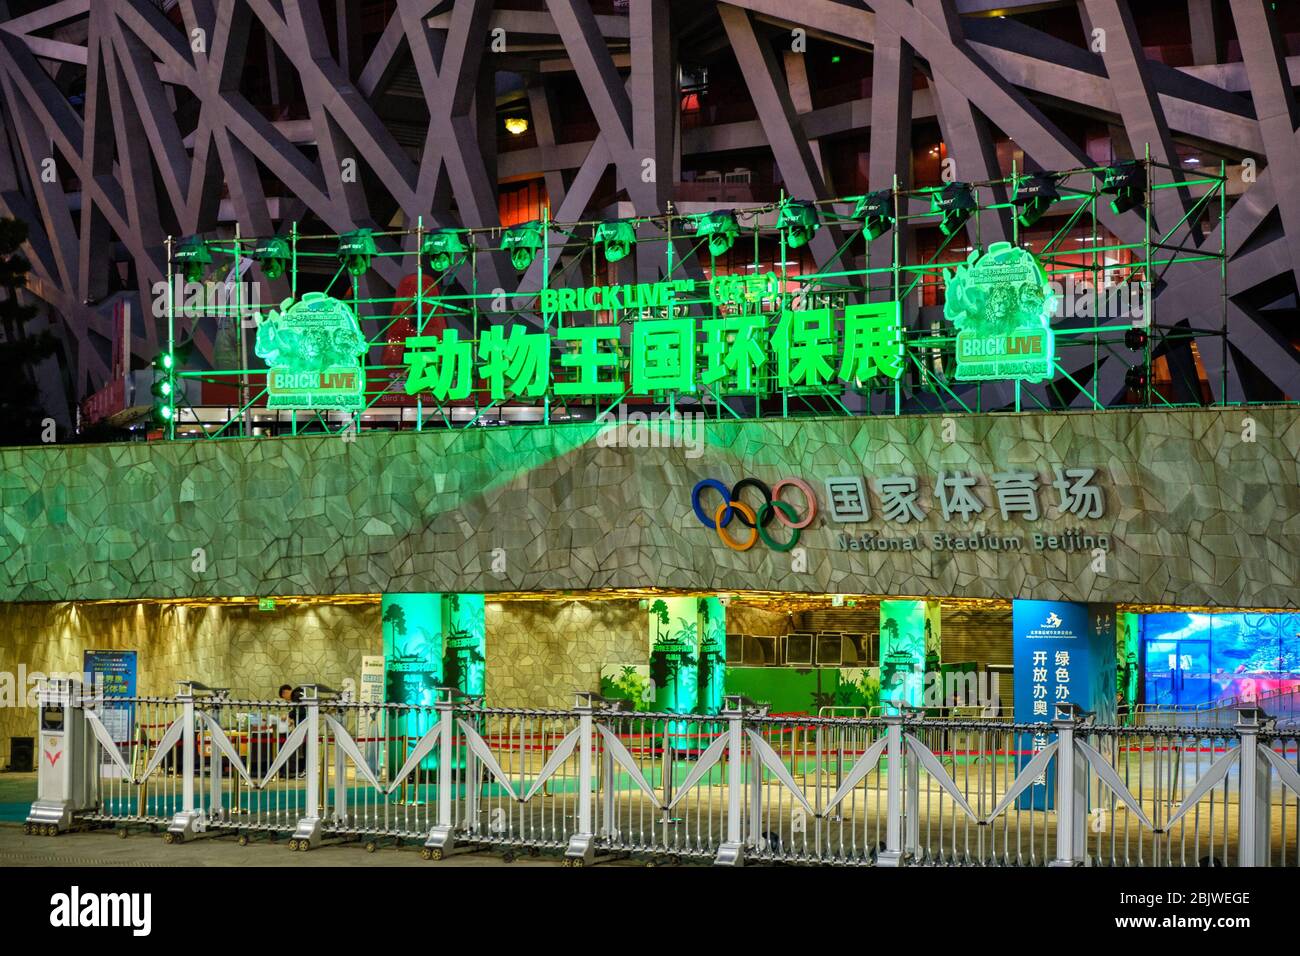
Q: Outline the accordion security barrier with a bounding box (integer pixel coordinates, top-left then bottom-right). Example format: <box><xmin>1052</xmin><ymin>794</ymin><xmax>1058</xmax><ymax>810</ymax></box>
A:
<box><xmin>25</xmin><ymin>682</ymin><xmax>1300</xmax><ymax>867</ymax></box>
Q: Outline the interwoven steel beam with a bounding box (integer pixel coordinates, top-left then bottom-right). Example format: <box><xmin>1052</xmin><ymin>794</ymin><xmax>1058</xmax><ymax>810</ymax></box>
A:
<box><xmin>0</xmin><ymin>0</ymin><xmax>1295</xmax><ymax>423</ymax></box>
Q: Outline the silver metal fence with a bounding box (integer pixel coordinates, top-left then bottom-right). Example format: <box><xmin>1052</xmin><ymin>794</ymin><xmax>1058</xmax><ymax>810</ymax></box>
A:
<box><xmin>31</xmin><ymin>683</ymin><xmax>1300</xmax><ymax>867</ymax></box>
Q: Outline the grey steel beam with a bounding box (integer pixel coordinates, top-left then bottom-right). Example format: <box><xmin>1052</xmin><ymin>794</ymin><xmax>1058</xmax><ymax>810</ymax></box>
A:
<box><xmin>1081</xmin><ymin>0</ymin><xmax>1197</xmax><ymax>238</ymax></box>
<box><xmin>1227</xmin><ymin>0</ymin><xmax>1300</xmax><ymax>286</ymax></box>
<box><xmin>868</xmin><ymin>21</ymin><xmax>913</xmax><ymax>295</ymax></box>
<box><xmin>719</xmin><ymin>4</ymin><xmax>846</xmax><ymax>270</ymax></box>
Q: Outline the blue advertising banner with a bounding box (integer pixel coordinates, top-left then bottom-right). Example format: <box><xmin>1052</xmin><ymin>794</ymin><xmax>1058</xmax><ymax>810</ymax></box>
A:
<box><xmin>1013</xmin><ymin>601</ymin><xmax>1116</xmax><ymax>809</ymax></box>
<box><xmin>83</xmin><ymin>650</ymin><xmax>137</xmax><ymax>778</ymax></box>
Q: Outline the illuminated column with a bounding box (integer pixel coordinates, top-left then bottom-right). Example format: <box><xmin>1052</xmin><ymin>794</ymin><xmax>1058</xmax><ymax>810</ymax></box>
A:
<box><xmin>381</xmin><ymin>593</ymin><xmax>442</xmax><ymax>775</ymax></box>
<box><xmin>647</xmin><ymin>596</ymin><xmax>701</xmax><ymax>715</ymax></box>
<box><xmin>380</xmin><ymin>593</ymin><xmax>486</xmax><ymax>775</ymax></box>
<box><xmin>441</xmin><ymin>593</ymin><xmax>486</xmax><ymax>698</ymax></box>
<box><xmin>697</xmin><ymin>597</ymin><xmax>727</xmax><ymax>717</ymax></box>
<box><xmin>879</xmin><ymin>599</ymin><xmax>940</xmax><ymax>711</ymax></box>
<box><xmin>381</xmin><ymin>593</ymin><xmax>443</xmax><ymax>707</ymax></box>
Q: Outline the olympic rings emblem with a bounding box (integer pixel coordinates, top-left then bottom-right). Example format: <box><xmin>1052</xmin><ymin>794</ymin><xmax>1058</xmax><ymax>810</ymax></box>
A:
<box><xmin>691</xmin><ymin>477</ymin><xmax>818</xmax><ymax>552</ymax></box>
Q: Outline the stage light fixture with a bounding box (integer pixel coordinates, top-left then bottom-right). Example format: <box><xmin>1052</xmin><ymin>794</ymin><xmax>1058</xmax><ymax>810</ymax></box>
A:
<box><xmin>1124</xmin><ymin>328</ymin><xmax>1148</xmax><ymax>351</ymax></box>
<box><xmin>594</xmin><ymin>220</ymin><xmax>636</xmax><ymax>263</ymax></box>
<box><xmin>693</xmin><ymin>210</ymin><xmax>741</xmax><ymax>257</ymax></box>
<box><xmin>422</xmin><ymin>229</ymin><xmax>468</xmax><ymax>272</ymax></box>
<box><xmin>1124</xmin><ymin>365</ymin><xmax>1148</xmax><ymax>393</ymax></box>
<box><xmin>778</xmin><ymin>200</ymin><xmax>821</xmax><ymax>249</ymax></box>
<box><xmin>1101</xmin><ymin>161</ymin><xmax>1147</xmax><ymax>216</ymax></box>
<box><xmin>251</xmin><ymin>237</ymin><xmax>290</xmax><ymax>280</ymax></box>
<box><xmin>1013</xmin><ymin>172</ymin><xmax>1061</xmax><ymax>229</ymax></box>
<box><xmin>337</xmin><ymin>229</ymin><xmax>378</xmax><ymax>276</ymax></box>
<box><xmin>173</xmin><ymin>236</ymin><xmax>213</xmax><ymax>283</ymax></box>
<box><xmin>854</xmin><ymin>190</ymin><xmax>895</xmax><ymax>241</ymax></box>
<box><xmin>932</xmin><ymin>182</ymin><xmax>976</xmax><ymax>239</ymax></box>
<box><xmin>500</xmin><ymin>221</ymin><xmax>544</xmax><ymax>271</ymax></box>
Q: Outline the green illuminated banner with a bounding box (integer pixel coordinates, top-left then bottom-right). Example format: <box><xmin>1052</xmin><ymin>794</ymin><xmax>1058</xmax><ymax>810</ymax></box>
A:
<box><xmin>879</xmin><ymin>599</ymin><xmax>940</xmax><ymax>710</ymax></box>
<box><xmin>402</xmin><ymin>300</ymin><xmax>903</xmax><ymax>401</ymax></box>
<box><xmin>944</xmin><ymin>242</ymin><xmax>1056</xmax><ymax>383</ymax></box>
<box><xmin>255</xmin><ymin>293</ymin><xmax>368</xmax><ymax>410</ymax></box>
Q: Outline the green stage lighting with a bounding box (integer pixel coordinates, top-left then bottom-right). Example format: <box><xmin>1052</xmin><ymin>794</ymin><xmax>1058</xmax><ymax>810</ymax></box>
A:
<box><xmin>173</xmin><ymin>236</ymin><xmax>212</xmax><ymax>283</ymax></box>
<box><xmin>1101</xmin><ymin>161</ymin><xmax>1146</xmax><ymax>216</ymax></box>
<box><xmin>151</xmin><ymin>352</ymin><xmax>174</xmax><ymax>424</ymax></box>
<box><xmin>693</xmin><ymin>210</ymin><xmax>740</xmax><ymax>257</ymax></box>
<box><xmin>1013</xmin><ymin>172</ymin><xmax>1060</xmax><ymax>229</ymax></box>
<box><xmin>500</xmin><ymin>221</ymin><xmax>543</xmax><ymax>271</ymax></box>
<box><xmin>251</xmin><ymin>236</ymin><xmax>290</xmax><ymax>280</ymax></box>
<box><xmin>150</xmin><ymin>336</ymin><xmax>194</xmax><ymax>427</ymax></box>
<box><xmin>422</xmin><ymin>229</ymin><xmax>467</xmax><ymax>272</ymax></box>
<box><xmin>778</xmin><ymin>200</ymin><xmax>821</xmax><ymax>249</ymax></box>
<box><xmin>932</xmin><ymin>182</ymin><xmax>976</xmax><ymax>239</ymax></box>
<box><xmin>594</xmin><ymin>220</ymin><xmax>636</xmax><ymax>263</ymax></box>
<box><xmin>854</xmin><ymin>190</ymin><xmax>895</xmax><ymax>241</ymax></box>
<box><xmin>337</xmin><ymin>229</ymin><xmax>378</xmax><ymax>276</ymax></box>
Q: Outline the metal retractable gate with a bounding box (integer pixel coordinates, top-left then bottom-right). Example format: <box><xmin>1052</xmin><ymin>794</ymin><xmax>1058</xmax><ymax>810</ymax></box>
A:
<box><xmin>29</xmin><ymin>685</ymin><xmax>1300</xmax><ymax>867</ymax></box>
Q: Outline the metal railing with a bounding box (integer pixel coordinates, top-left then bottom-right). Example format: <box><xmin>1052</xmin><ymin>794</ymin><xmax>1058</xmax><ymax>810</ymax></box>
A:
<box><xmin>28</xmin><ymin>683</ymin><xmax>1300</xmax><ymax>867</ymax></box>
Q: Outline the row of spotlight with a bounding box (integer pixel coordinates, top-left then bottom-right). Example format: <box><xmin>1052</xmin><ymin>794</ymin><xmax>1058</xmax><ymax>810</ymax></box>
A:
<box><xmin>169</xmin><ymin>162</ymin><xmax>1147</xmax><ymax>282</ymax></box>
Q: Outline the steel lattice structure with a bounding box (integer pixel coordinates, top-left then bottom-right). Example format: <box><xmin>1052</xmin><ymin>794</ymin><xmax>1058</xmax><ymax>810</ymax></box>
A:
<box><xmin>1</xmin><ymin>0</ymin><xmax>1298</xmax><ymax>425</ymax></box>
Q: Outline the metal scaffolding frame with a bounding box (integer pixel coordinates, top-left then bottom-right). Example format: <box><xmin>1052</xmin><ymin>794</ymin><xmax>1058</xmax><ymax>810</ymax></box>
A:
<box><xmin>161</xmin><ymin>152</ymin><xmax>1234</xmax><ymax>441</ymax></box>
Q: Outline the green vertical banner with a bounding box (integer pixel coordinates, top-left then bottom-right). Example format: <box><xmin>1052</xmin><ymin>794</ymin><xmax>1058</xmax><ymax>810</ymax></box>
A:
<box><xmin>696</xmin><ymin>597</ymin><xmax>727</xmax><ymax>716</ymax></box>
<box><xmin>382</xmin><ymin>593</ymin><xmax>442</xmax><ymax>774</ymax></box>
<box><xmin>879</xmin><ymin>600</ymin><xmax>937</xmax><ymax>710</ymax></box>
<box><xmin>1117</xmin><ymin>611</ymin><xmax>1140</xmax><ymax>722</ymax></box>
<box><xmin>382</xmin><ymin>593</ymin><xmax>442</xmax><ymax>706</ymax></box>
<box><xmin>442</xmin><ymin>593</ymin><xmax>486</xmax><ymax>698</ymax></box>
<box><xmin>648</xmin><ymin>596</ymin><xmax>700</xmax><ymax>714</ymax></box>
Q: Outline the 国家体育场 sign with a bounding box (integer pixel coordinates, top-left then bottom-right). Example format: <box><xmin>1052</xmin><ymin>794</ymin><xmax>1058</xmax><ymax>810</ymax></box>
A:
<box><xmin>254</xmin><ymin>292</ymin><xmax>368</xmax><ymax>410</ymax></box>
<box><xmin>944</xmin><ymin>241</ymin><xmax>1056</xmax><ymax>383</ymax></box>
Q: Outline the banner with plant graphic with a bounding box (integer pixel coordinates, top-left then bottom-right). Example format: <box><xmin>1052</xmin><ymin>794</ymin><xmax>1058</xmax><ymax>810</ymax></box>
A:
<box><xmin>382</xmin><ymin>592</ymin><xmax>442</xmax><ymax>773</ymax></box>
<box><xmin>600</xmin><ymin>664</ymin><xmax>653</xmax><ymax>710</ymax></box>
<box><xmin>442</xmin><ymin>593</ymin><xmax>486</xmax><ymax>698</ymax></box>
<box><xmin>697</xmin><ymin>596</ymin><xmax>727</xmax><ymax>715</ymax></box>
<box><xmin>648</xmin><ymin>596</ymin><xmax>700</xmax><ymax>714</ymax></box>
<box><xmin>382</xmin><ymin>592</ymin><xmax>485</xmax><ymax>775</ymax></box>
<box><xmin>879</xmin><ymin>599</ymin><xmax>939</xmax><ymax>710</ymax></box>
<box><xmin>836</xmin><ymin>668</ymin><xmax>881</xmax><ymax>712</ymax></box>
<box><xmin>382</xmin><ymin>593</ymin><xmax>442</xmax><ymax>707</ymax></box>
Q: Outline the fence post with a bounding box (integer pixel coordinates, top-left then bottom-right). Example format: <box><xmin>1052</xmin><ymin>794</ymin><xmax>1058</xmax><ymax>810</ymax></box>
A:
<box><xmin>715</xmin><ymin>696</ymin><xmax>747</xmax><ymax>866</ymax></box>
<box><xmin>424</xmin><ymin>691</ymin><xmax>462</xmax><ymax>859</ymax></box>
<box><xmin>1235</xmin><ymin>707</ymin><xmax>1271</xmax><ymax>867</ymax></box>
<box><xmin>877</xmin><ymin>714</ymin><xmax>907</xmax><ymax>867</ymax></box>
<box><xmin>27</xmin><ymin>678</ymin><xmax>96</xmax><ymax>835</ymax></box>
<box><xmin>1050</xmin><ymin>713</ymin><xmax>1086</xmax><ymax>867</ymax></box>
<box><xmin>166</xmin><ymin>680</ymin><xmax>204</xmax><ymax>843</ymax></box>
<box><xmin>565</xmin><ymin>693</ymin><xmax>600</xmax><ymax>866</ymax></box>
<box><xmin>291</xmin><ymin>685</ymin><xmax>325</xmax><ymax>850</ymax></box>
<box><xmin>333</xmin><ymin>723</ymin><xmax>348</xmax><ymax>828</ymax></box>
<box><xmin>904</xmin><ymin>736</ymin><xmax>920</xmax><ymax>860</ymax></box>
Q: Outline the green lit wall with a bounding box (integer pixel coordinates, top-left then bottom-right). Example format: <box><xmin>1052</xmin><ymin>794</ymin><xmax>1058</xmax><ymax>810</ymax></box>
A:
<box><xmin>1</xmin><ymin>407</ymin><xmax>1297</xmax><ymax>608</ymax></box>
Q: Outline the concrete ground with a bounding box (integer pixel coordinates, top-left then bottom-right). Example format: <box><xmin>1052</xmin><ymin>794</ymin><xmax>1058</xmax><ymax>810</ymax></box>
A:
<box><xmin>0</xmin><ymin>822</ymin><xmax>598</xmax><ymax>867</ymax></box>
